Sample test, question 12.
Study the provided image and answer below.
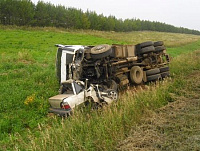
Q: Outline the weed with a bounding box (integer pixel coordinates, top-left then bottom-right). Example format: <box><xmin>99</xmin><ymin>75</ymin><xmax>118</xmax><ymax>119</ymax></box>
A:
<box><xmin>24</xmin><ymin>94</ymin><xmax>35</xmax><ymax>106</ymax></box>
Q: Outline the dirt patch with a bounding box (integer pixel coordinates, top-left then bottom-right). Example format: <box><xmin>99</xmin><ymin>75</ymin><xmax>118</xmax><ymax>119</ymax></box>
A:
<box><xmin>116</xmin><ymin>71</ymin><xmax>200</xmax><ymax>151</ymax></box>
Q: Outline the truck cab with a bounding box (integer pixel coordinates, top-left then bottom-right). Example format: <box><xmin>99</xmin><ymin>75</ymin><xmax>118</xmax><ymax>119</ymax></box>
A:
<box><xmin>56</xmin><ymin>45</ymin><xmax>85</xmax><ymax>84</ymax></box>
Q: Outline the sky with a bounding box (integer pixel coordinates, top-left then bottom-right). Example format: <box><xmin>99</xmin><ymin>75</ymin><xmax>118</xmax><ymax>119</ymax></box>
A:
<box><xmin>32</xmin><ymin>0</ymin><xmax>200</xmax><ymax>31</ymax></box>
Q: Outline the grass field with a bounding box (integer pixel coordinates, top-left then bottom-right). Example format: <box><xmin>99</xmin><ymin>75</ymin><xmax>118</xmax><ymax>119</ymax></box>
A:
<box><xmin>0</xmin><ymin>27</ymin><xmax>200</xmax><ymax>150</ymax></box>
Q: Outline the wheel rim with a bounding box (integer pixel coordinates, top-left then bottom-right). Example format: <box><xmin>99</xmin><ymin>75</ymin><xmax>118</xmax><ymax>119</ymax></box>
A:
<box><xmin>91</xmin><ymin>44</ymin><xmax>111</xmax><ymax>54</ymax></box>
<box><xmin>108</xmin><ymin>91</ymin><xmax>118</xmax><ymax>101</ymax></box>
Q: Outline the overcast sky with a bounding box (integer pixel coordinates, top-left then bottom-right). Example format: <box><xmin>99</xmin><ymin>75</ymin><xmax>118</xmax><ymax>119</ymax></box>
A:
<box><xmin>32</xmin><ymin>0</ymin><xmax>200</xmax><ymax>31</ymax></box>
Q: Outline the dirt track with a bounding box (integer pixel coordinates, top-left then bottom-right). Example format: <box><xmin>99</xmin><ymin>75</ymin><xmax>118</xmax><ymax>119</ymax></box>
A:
<box><xmin>117</xmin><ymin>72</ymin><xmax>200</xmax><ymax>151</ymax></box>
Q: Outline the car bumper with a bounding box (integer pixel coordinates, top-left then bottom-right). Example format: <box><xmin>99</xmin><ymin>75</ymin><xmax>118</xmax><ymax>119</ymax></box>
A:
<box><xmin>49</xmin><ymin>108</ymin><xmax>72</xmax><ymax>116</ymax></box>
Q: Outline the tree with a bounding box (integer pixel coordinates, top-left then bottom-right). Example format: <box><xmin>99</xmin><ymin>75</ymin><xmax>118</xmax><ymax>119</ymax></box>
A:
<box><xmin>34</xmin><ymin>1</ymin><xmax>51</xmax><ymax>27</ymax></box>
<box><xmin>0</xmin><ymin>0</ymin><xmax>199</xmax><ymax>35</ymax></box>
<box><xmin>17</xmin><ymin>0</ymin><xmax>35</xmax><ymax>26</ymax></box>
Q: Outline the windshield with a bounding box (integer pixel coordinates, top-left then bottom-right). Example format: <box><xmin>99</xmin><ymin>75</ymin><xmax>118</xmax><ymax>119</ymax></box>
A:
<box><xmin>65</xmin><ymin>53</ymin><xmax>74</xmax><ymax>64</ymax></box>
<box><xmin>61</xmin><ymin>83</ymin><xmax>74</xmax><ymax>94</ymax></box>
<box><xmin>73</xmin><ymin>81</ymin><xmax>84</xmax><ymax>94</ymax></box>
<box><xmin>61</xmin><ymin>81</ymin><xmax>84</xmax><ymax>95</ymax></box>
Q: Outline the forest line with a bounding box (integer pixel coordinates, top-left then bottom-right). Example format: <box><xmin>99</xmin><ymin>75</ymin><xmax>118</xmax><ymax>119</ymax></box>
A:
<box><xmin>0</xmin><ymin>0</ymin><xmax>200</xmax><ymax>35</ymax></box>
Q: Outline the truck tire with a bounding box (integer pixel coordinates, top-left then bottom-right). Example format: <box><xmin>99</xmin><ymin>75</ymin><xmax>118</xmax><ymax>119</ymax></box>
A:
<box><xmin>155</xmin><ymin>46</ymin><xmax>165</xmax><ymax>52</ymax></box>
<box><xmin>140</xmin><ymin>46</ymin><xmax>155</xmax><ymax>54</ymax></box>
<box><xmin>91</xmin><ymin>44</ymin><xmax>112</xmax><ymax>59</ymax></box>
<box><xmin>154</xmin><ymin>41</ymin><xmax>164</xmax><ymax>47</ymax></box>
<box><xmin>161</xmin><ymin>71</ymin><xmax>170</xmax><ymax>78</ymax></box>
<box><xmin>140</xmin><ymin>41</ymin><xmax>154</xmax><ymax>48</ymax></box>
<box><xmin>130</xmin><ymin>66</ymin><xmax>143</xmax><ymax>84</ymax></box>
<box><xmin>159</xmin><ymin>66</ymin><xmax>169</xmax><ymax>73</ymax></box>
<box><xmin>146</xmin><ymin>68</ymin><xmax>160</xmax><ymax>76</ymax></box>
<box><xmin>147</xmin><ymin>74</ymin><xmax>161</xmax><ymax>82</ymax></box>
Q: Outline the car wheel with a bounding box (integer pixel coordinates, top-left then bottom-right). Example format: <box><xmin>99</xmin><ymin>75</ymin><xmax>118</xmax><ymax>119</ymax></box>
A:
<box><xmin>91</xmin><ymin>44</ymin><xmax>112</xmax><ymax>59</ymax></box>
<box><xmin>107</xmin><ymin>89</ymin><xmax>118</xmax><ymax>101</ymax></box>
<box><xmin>130</xmin><ymin>66</ymin><xmax>143</xmax><ymax>84</ymax></box>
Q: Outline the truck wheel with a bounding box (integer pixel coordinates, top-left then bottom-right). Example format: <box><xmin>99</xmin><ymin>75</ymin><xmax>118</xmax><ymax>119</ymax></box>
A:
<box><xmin>161</xmin><ymin>71</ymin><xmax>170</xmax><ymax>78</ymax></box>
<box><xmin>146</xmin><ymin>68</ymin><xmax>160</xmax><ymax>76</ymax></box>
<box><xmin>159</xmin><ymin>66</ymin><xmax>169</xmax><ymax>72</ymax></box>
<box><xmin>107</xmin><ymin>89</ymin><xmax>118</xmax><ymax>101</ymax></box>
<box><xmin>154</xmin><ymin>41</ymin><xmax>164</xmax><ymax>47</ymax></box>
<box><xmin>130</xmin><ymin>66</ymin><xmax>143</xmax><ymax>84</ymax></box>
<box><xmin>140</xmin><ymin>46</ymin><xmax>155</xmax><ymax>54</ymax></box>
<box><xmin>91</xmin><ymin>44</ymin><xmax>112</xmax><ymax>59</ymax></box>
<box><xmin>147</xmin><ymin>74</ymin><xmax>161</xmax><ymax>82</ymax></box>
<box><xmin>155</xmin><ymin>46</ymin><xmax>165</xmax><ymax>52</ymax></box>
<box><xmin>140</xmin><ymin>41</ymin><xmax>154</xmax><ymax>48</ymax></box>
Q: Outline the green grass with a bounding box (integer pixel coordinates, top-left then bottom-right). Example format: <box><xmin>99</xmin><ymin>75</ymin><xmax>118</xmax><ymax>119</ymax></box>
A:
<box><xmin>167</xmin><ymin>40</ymin><xmax>200</xmax><ymax>57</ymax></box>
<box><xmin>0</xmin><ymin>27</ymin><xmax>200</xmax><ymax>150</ymax></box>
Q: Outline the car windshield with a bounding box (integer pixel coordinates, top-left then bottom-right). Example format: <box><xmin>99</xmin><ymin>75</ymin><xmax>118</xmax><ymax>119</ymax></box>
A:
<box><xmin>62</xmin><ymin>83</ymin><xmax>74</xmax><ymax>94</ymax></box>
<box><xmin>73</xmin><ymin>81</ymin><xmax>84</xmax><ymax>94</ymax></box>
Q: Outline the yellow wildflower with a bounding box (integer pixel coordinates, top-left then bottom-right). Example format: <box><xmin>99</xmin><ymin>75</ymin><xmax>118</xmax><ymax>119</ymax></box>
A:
<box><xmin>24</xmin><ymin>94</ymin><xmax>35</xmax><ymax>105</ymax></box>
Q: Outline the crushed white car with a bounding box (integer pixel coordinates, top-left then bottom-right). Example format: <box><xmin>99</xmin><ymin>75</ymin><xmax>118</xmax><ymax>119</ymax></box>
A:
<box><xmin>49</xmin><ymin>79</ymin><xmax>118</xmax><ymax>116</ymax></box>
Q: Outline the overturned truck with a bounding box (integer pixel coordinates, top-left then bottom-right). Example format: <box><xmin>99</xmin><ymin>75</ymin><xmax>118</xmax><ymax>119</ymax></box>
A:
<box><xmin>56</xmin><ymin>41</ymin><xmax>170</xmax><ymax>90</ymax></box>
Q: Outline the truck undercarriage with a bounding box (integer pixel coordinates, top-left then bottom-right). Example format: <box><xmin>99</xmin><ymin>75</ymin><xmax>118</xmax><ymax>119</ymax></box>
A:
<box><xmin>56</xmin><ymin>41</ymin><xmax>170</xmax><ymax>89</ymax></box>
